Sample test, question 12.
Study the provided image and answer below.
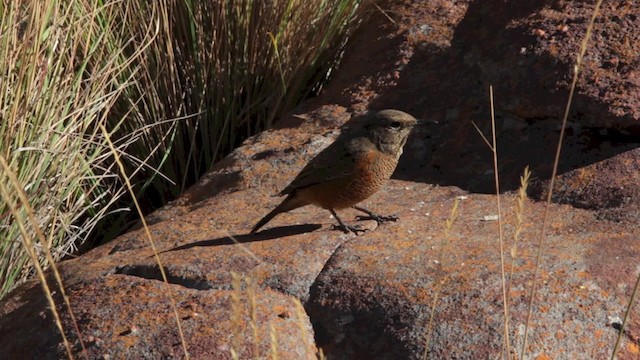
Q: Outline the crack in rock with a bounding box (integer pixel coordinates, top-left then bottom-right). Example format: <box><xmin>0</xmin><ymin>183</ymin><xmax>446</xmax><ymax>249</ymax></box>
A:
<box><xmin>113</xmin><ymin>264</ymin><xmax>219</xmax><ymax>291</ymax></box>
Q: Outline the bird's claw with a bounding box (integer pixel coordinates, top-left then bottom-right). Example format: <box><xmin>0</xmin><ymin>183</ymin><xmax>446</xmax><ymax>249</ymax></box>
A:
<box><xmin>355</xmin><ymin>214</ymin><xmax>399</xmax><ymax>224</ymax></box>
<box><xmin>331</xmin><ymin>224</ymin><xmax>367</xmax><ymax>235</ymax></box>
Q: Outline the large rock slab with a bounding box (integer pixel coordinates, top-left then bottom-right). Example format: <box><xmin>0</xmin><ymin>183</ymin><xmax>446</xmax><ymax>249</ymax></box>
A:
<box><xmin>307</xmin><ymin>186</ymin><xmax>640</xmax><ymax>358</ymax></box>
<box><xmin>1</xmin><ymin>275</ymin><xmax>316</xmax><ymax>359</ymax></box>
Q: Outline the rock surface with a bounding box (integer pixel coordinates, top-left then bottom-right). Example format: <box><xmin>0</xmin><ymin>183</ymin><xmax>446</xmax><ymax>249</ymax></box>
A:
<box><xmin>1</xmin><ymin>274</ymin><xmax>316</xmax><ymax>359</ymax></box>
<box><xmin>2</xmin><ymin>0</ymin><xmax>640</xmax><ymax>359</ymax></box>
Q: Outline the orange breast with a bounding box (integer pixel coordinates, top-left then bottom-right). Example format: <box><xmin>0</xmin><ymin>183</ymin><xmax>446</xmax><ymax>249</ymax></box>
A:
<box><xmin>298</xmin><ymin>149</ymin><xmax>399</xmax><ymax>210</ymax></box>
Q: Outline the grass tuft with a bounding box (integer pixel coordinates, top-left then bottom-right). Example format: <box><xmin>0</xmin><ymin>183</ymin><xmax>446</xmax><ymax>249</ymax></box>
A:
<box><xmin>508</xmin><ymin>166</ymin><xmax>530</xmax><ymax>284</ymax></box>
<box><xmin>1</xmin><ymin>1</ymin><xmax>364</xmax><ymax>357</ymax></box>
<box><xmin>0</xmin><ymin>0</ymin><xmax>363</xmax><ymax>302</ymax></box>
<box><xmin>0</xmin><ymin>0</ymin><xmax>152</xmax><ymax>299</ymax></box>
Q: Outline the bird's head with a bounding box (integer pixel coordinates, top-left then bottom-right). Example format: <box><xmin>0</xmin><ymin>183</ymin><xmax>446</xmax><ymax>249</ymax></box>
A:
<box><xmin>363</xmin><ymin>109</ymin><xmax>417</xmax><ymax>156</ymax></box>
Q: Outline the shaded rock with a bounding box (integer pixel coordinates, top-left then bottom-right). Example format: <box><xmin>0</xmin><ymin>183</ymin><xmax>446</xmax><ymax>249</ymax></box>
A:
<box><xmin>325</xmin><ymin>0</ymin><xmax>640</xmax><ymax>202</ymax></box>
<box><xmin>530</xmin><ymin>146</ymin><xmax>640</xmax><ymax>222</ymax></box>
<box><xmin>372</xmin><ymin>0</ymin><xmax>640</xmax><ymax>129</ymax></box>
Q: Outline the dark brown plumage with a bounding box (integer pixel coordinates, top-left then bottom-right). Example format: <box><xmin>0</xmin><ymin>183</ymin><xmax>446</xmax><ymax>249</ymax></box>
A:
<box><xmin>251</xmin><ymin>109</ymin><xmax>417</xmax><ymax>234</ymax></box>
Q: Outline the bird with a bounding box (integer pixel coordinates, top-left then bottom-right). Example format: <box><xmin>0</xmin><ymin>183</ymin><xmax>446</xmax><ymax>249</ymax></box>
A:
<box><xmin>251</xmin><ymin>109</ymin><xmax>417</xmax><ymax>234</ymax></box>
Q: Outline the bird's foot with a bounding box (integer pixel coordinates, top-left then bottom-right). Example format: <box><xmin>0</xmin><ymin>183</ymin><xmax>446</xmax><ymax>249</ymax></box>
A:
<box><xmin>355</xmin><ymin>214</ymin><xmax>399</xmax><ymax>224</ymax></box>
<box><xmin>331</xmin><ymin>223</ymin><xmax>368</xmax><ymax>235</ymax></box>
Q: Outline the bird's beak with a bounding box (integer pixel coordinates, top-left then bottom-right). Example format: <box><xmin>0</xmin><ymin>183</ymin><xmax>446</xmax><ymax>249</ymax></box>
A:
<box><xmin>416</xmin><ymin>118</ymin><xmax>438</xmax><ymax>125</ymax></box>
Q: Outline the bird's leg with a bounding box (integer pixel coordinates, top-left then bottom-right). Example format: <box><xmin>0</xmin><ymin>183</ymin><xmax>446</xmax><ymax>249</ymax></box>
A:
<box><xmin>353</xmin><ymin>205</ymin><xmax>398</xmax><ymax>224</ymax></box>
<box><xmin>329</xmin><ymin>209</ymin><xmax>366</xmax><ymax>234</ymax></box>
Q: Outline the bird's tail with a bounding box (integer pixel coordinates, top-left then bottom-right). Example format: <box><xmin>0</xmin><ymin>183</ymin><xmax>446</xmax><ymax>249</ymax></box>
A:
<box><xmin>250</xmin><ymin>193</ymin><xmax>306</xmax><ymax>233</ymax></box>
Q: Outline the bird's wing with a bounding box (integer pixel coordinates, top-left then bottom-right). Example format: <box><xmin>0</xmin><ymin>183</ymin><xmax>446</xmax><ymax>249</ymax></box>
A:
<box><xmin>279</xmin><ymin>137</ymin><xmax>372</xmax><ymax>195</ymax></box>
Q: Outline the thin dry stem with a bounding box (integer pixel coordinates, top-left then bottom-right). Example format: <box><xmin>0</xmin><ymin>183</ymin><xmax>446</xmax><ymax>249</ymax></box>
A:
<box><xmin>471</xmin><ymin>120</ymin><xmax>493</xmax><ymax>149</ymax></box>
<box><xmin>319</xmin><ymin>347</ymin><xmax>327</xmax><ymax>360</ymax></box>
<box><xmin>270</xmin><ymin>323</ymin><xmax>279</xmax><ymax>360</ymax></box>
<box><xmin>99</xmin><ymin>123</ymin><xmax>190</xmax><ymax>359</ymax></box>
<box><xmin>521</xmin><ymin>0</ymin><xmax>604</xmax><ymax>357</ymax></box>
<box><xmin>371</xmin><ymin>2</ymin><xmax>397</xmax><ymax>25</ymax></box>
<box><xmin>488</xmin><ymin>86</ymin><xmax>512</xmax><ymax>359</ymax></box>
<box><xmin>230</xmin><ymin>271</ymin><xmax>243</xmax><ymax>359</ymax></box>
<box><xmin>224</xmin><ymin>230</ymin><xmax>265</xmax><ymax>264</ymax></box>
<box><xmin>293</xmin><ymin>298</ymin><xmax>315</xmax><ymax>359</ymax></box>
<box><xmin>247</xmin><ymin>275</ymin><xmax>260</xmax><ymax>357</ymax></box>
<box><xmin>0</xmin><ymin>152</ymin><xmax>88</xmax><ymax>359</ymax></box>
<box><xmin>423</xmin><ymin>197</ymin><xmax>460</xmax><ymax>359</ymax></box>
<box><xmin>0</xmin><ymin>155</ymin><xmax>75</xmax><ymax>360</ymax></box>
<box><xmin>611</xmin><ymin>271</ymin><xmax>640</xmax><ymax>358</ymax></box>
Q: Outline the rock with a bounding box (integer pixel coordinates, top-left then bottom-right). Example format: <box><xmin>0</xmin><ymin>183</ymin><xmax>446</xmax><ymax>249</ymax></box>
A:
<box><xmin>307</xmin><ymin>189</ymin><xmax>640</xmax><ymax>358</ymax></box>
<box><xmin>0</xmin><ymin>275</ymin><xmax>316</xmax><ymax>359</ymax></box>
<box><xmin>372</xmin><ymin>0</ymin><xmax>640</xmax><ymax>129</ymax></box>
<box><xmin>530</xmin><ymin>146</ymin><xmax>640</xmax><ymax>222</ymax></box>
<box><xmin>2</xmin><ymin>0</ymin><xmax>640</xmax><ymax>359</ymax></box>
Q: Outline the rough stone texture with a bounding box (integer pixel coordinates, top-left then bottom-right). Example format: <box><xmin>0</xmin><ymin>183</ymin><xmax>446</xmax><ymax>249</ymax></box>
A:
<box><xmin>530</xmin><ymin>147</ymin><xmax>640</xmax><ymax>222</ymax></box>
<box><xmin>307</xmin><ymin>188</ymin><xmax>640</xmax><ymax>358</ymax></box>
<box><xmin>2</xmin><ymin>0</ymin><xmax>640</xmax><ymax>359</ymax></box>
<box><xmin>1</xmin><ymin>275</ymin><xmax>315</xmax><ymax>359</ymax></box>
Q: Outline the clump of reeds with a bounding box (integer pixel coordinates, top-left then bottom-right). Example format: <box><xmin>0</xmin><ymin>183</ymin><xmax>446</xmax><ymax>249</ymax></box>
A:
<box><xmin>0</xmin><ymin>0</ymin><xmax>153</xmax><ymax>298</ymax></box>
<box><xmin>0</xmin><ymin>0</ymin><xmax>363</xmax><ymax>300</ymax></box>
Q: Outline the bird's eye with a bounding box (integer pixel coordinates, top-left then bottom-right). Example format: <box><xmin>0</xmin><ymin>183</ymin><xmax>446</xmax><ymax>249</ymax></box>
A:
<box><xmin>389</xmin><ymin>121</ymin><xmax>402</xmax><ymax>129</ymax></box>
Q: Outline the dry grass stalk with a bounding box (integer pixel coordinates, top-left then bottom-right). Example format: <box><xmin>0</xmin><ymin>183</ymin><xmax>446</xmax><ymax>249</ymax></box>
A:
<box><xmin>521</xmin><ymin>0</ymin><xmax>605</xmax><ymax>357</ymax></box>
<box><xmin>423</xmin><ymin>197</ymin><xmax>460</xmax><ymax>359</ymax></box>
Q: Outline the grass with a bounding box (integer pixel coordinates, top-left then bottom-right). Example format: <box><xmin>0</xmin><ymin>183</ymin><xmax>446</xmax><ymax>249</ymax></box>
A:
<box><xmin>423</xmin><ymin>196</ymin><xmax>460</xmax><ymax>359</ymax></box>
<box><xmin>521</xmin><ymin>0</ymin><xmax>605</xmax><ymax>357</ymax></box>
<box><xmin>0</xmin><ymin>0</ymin><xmax>149</xmax><ymax>299</ymax></box>
<box><xmin>0</xmin><ymin>0</ymin><xmax>364</xmax><ymax>357</ymax></box>
<box><xmin>0</xmin><ymin>0</ymin><xmax>363</xmax><ymax>301</ymax></box>
<box><xmin>229</xmin><ymin>272</ymin><xmax>318</xmax><ymax>358</ymax></box>
<box><xmin>428</xmin><ymin>0</ymin><xmax>606</xmax><ymax>354</ymax></box>
<box><xmin>0</xmin><ymin>0</ymin><xmax>157</xmax><ymax>356</ymax></box>
<box><xmin>507</xmin><ymin>167</ymin><xmax>530</xmax><ymax>284</ymax></box>
<box><xmin>107</xmin><ymin>0</ymin><xmax>363</xmax><ymax>210</ymax></box>
<box><xmin>100</xmin><ymin>121</ymin><xmax>190</xmax><ymax>358</ymax></box>
<box><xmin>461</xmin><ymin>1</ymin><xmax>607</xmax><ymax>358</ymax></box>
